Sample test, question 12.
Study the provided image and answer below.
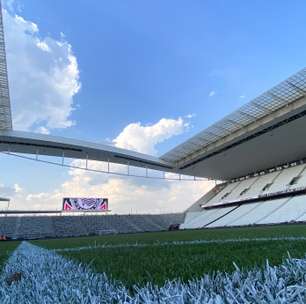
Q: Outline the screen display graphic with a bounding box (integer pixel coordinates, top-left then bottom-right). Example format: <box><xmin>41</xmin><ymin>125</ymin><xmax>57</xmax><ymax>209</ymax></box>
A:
<box><xmin>62</xmin><ymin>198</ymin><xmax>108</xmax><ymax>212</ymax></box>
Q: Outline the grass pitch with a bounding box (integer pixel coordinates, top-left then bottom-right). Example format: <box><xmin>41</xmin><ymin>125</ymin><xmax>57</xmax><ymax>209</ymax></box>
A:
<box><xmin>32</xmin><ymin>224</ymin><xmax>306</xmax><ymax>287</ymax></box>
<box><xmin>6</xmin><ymin>241</ymin><xmax>306</xmax><ymax>303</ymax></box>
<box><xmin>33</xmin><ymin>223</ymin><xmax>306</xmax><ymax>248</ymax></box>
<box><xmin>0</xmin><ymin>241</ymin><xmax>19</xmax><ymax>269</ymax></box>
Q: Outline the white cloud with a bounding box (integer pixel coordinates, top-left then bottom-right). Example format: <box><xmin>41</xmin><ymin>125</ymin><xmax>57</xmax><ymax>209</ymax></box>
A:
<box><xmin>36</xmin><ymin>41</ymin><xmax>51</xmax><ymax>52</ymax></box>
<box><xmin>208</xmin><ymin>90</ymin><xmax>216</xmax><ymax>97</ymax></box>
<box><xmin>36</xmin><ymin>126</ymin><xmax>50</xmax><ymax>135</ymax></box>
<box><xmin>13</xmin><ymin>183</ymin><xmax>22</xmax><ymax>193</ymax></box>
<box><xmin>113</xmin><ymin>117</ymin><xmax>187</xmax><ymax>155</ymax></box>
<box><xmin>240</xmin><ymin>95</ymin><xmax>246</xmax><ymax>99</ymax></box>
<box><xmin>0</xmin><ymin>182</ymin><xmax>19</xmax><ymax>198</ymax></box>
<box><xmin>26</xmin><ymin>192</ymin><xmax>49</xmax><ymax>202</ymax></box>
<box><xmin>185</xmin><ymin>113</ymin><xmax>195</xmax><ymax>119</ymax></box>
<box><xmin>4</xmin><ymin>8</ymin><xmax>80</xmax><ymax>131</ymax></box>
<box><xmin>10</xmin><ymin>171</ymin><xmax>213</xmax><ymax>214</ymax></box>
<box><xmin>59</xmin><ymin>176</ymin><xmax>213</xmax><ymax>214</ymax></box>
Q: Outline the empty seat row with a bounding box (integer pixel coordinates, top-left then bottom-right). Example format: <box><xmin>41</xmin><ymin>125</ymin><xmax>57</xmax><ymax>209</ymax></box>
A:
<box><xmin>207</xmin><ymin>198</ymin><xmax>289</xmax><ymax>227</ymax></box>
<box><xmin>180</xmin><ymin>207</ymin><xmax>235</xmax><ymax>229</ymax></box>
<box><xmin>182</xmin><ymin>195</ymin><xmax>306</xmax><ymax>229</ymax></box>
<box><xmin>0</xmin><ymin>213</ymin><xmax>184</xmax><ymax>239</ymax></box>
<box><xmin>207</xmin><ymin>163</ymin><xmax>306</xmax><ymax>207</ymax></box>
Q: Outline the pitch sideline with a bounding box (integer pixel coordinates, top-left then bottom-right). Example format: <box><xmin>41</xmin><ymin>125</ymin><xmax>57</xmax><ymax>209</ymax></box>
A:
<box><xmin>52</xmin><ymin>236</ymin><xmax>306</xmax><ymax>253</ymax></box>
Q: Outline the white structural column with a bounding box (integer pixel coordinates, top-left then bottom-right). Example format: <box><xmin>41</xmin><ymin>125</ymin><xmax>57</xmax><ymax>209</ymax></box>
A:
<box><xmin>0</xmin><ymin>1</ymin><xmax>12</xmax><ymax>131</ymax></box>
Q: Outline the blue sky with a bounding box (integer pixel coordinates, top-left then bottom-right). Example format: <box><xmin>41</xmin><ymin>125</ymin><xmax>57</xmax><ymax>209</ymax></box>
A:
<box><xmin>15</xmin><ymin>0</ymin><xmax>306</xmax><ymax>148</ymax></box>
<box><xmin>1</xmin><ymin>0</ymin><xmax>306</xmax><ymax>212</ymax></box>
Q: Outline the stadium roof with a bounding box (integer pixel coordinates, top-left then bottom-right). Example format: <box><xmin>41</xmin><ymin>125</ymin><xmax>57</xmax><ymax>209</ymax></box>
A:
<box><xmin>162</xmin><ymin>68</ymin><xmax>306</xmax><ymax>164</ymax></box>
<box><xmin>3</xmin><ymin>69</ymin><xmax>306</xmax><ymax>181</ymax></box>
<box><xmin>161</xmin><ymin>68</ymin><xmax>306</xmax><ymax>179</ymax></box>
<box><xmin>2</xmin><ymin>2</ymin><xmax>306</xmax><ymax>181</ymax></box>
<box><xmin>0</xmin><ymin>130</ymin><xmax>174</xmax><ymax>172</ymax></box>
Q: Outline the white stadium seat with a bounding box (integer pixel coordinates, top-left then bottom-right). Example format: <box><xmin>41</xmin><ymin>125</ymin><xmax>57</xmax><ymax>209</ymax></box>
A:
<box><xmin>181</xmin><ymin>161</ymin><xmax>306</xmax><ymax>230</ymax></box>
<box><xmin>232</xmin><ymin>198</ymin><xmax>289</xmax><ymax>226</ymax></box>
<box><xmin>246</xmin><ymin>171</ymin><xmax>279</xmax><ymax>197</ymax></box>
<box><xmin>225</xmin><ymin>176</ymin><xmax>259</xmax><ymax>201</ymax></box>
<box><xmin>257</xmin><ymin>196</ymin><xmax>306</xmax><ymax>224</ymax></box>
<box><xmin>203</xmin><ymin>199</ymin><xmax>288</xmax><ymax>228</ymax></box>
<box><xmin>206</xmin><ymin>181</ymin><xmax>241</xmax><ymax>205</ymax></box>
<box><xmin>0</xmin><ymin>213</ymin><xmax>185</xmax><ymax>239</ymax></box>
<box><xmin>181</xmin><ymin>207</ymin><xmax>235</xmax><ymax>229</ymax></box>
<box><xmin>206</xmin><ymin>203</ymin><xmax>258</xmax><ymax>227</ymax></box>
<box><xmin>268</xmin><ymin>165</ymin><xmax>306</xmax><ymax>193</ymax></box>
<box><xmin>291</xmin><ymin>166</ymin><xmax>306</xmax><ymax>188</ymax></box>
<box><xmin>182</xmin><ymin>212</ymin><xmax>202</xmax><ymax>225</ymax></box>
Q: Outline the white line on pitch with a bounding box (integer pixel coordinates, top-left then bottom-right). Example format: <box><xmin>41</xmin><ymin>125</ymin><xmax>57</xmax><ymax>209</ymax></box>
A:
<box><xmin>53</xmin><ymin>236</ymin><xmax>306</xmax><ymax>252</ymax></box>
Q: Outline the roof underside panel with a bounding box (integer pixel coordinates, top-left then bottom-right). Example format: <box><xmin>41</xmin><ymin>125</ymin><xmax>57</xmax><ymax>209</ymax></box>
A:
<box><xmin>161</xmin><ymin>68</ymin><xmax>306</xmax><ymax>164</ymax></box>
<box><xmin>180</xmin><ymin>108</ymin><xmax>306</xmax><ymax>179</ymax></box>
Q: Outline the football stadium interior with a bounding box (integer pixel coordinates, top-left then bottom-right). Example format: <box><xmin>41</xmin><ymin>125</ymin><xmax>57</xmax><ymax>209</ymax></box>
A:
<box><xmin>3</xmin><ymin>1</ymin><xmax>306</xmax><ymax>302</ymax></box>
<box><xmin>0</xmin><ymin>0</ymin><xmax>306</xmax><ymax>239</ymax></box>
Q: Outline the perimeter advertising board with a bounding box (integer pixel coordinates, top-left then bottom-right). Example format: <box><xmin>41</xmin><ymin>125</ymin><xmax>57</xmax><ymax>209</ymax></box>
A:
<box><xmin>62</xmin><ymin>198</ymin><xmax>108</xmax><ymax>212</ymax></box>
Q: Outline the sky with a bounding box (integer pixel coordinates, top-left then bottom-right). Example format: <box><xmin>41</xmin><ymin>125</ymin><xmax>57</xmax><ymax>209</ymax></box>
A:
<box><xmin>1</xmin><ymin>0</ymin><xmax>306</xmax><ymax>213</ymax></box>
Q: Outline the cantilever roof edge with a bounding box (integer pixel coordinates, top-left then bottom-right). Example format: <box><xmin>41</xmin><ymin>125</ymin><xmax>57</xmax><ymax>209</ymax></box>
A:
<box><xmin>0</xmin><ymin>130</ymin><xmax>176</xmax><ymax>172</ymax></box>
<box><xmin>0</xmin><ymin>197</ymin><xmax>9</xmax><ymax>201</ymax></box>
<box><xmin>160</xmin><ymin>68</ymin><xmax>306</xmax><ymax>165</ymax></box>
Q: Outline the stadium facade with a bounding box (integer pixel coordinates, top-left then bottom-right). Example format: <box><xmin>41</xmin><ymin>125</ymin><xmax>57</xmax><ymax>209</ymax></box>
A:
<box><xmin>1</xmin><ymin>1</ymin><xmax>306</xmax><ymax>237</ymax></box>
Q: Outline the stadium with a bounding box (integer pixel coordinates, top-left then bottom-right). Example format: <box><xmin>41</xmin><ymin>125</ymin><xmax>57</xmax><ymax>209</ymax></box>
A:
<box><xmin>2</xmin><ymin>1</ymin><xmax>306</xmax><ymax>303</ymax></box>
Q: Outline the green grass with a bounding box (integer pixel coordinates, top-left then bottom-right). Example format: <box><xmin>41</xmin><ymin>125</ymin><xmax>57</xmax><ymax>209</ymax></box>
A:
<box><xmin>33</xmin><ymin>223</ymin><xmax>306</xmax><ymax>249</ymax></box>
<box><xmin>32</xmin><ymin>224</ymin><xmax>306</xmax><ymax>287</ymax></box>
<box><xmin>0</xmin><ymin>241</ymin><xmax>20</xmax><ymax>270</ymax></box>
<box><xmin>61</xmin><ymin>240</ymin><xmax>306</xmax><ymax>287</ymax></box>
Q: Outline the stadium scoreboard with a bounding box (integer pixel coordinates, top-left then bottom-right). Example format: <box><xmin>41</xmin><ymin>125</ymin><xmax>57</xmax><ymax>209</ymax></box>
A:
<box><xmin>62</xmin><ymin>197</ymin><xmax>108</xmax><ymax>212</ymax></box>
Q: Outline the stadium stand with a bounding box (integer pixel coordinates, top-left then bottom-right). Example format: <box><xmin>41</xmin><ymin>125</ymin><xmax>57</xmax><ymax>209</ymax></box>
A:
<box><xmin>257</xmin><ymin>197</ymin><xmax>303</xmax><ymax>224</ymax></box>
<box><xmin>205</xmin><ymin>182</ymin><xmax>240</xmax><ymax>206</ymax></box>
<box><xmin>208</xmin><ymin>198</ymin><xmax>290</xmax><ymax>228</ymax></box>
<box><xmin>244</xmin><ymin>172</ymin><xmax>280</xmax><ymax>198</ymax></box>
<box><xmin>182</xmin><ymin>162</ymin><xmax>306</xmax><ymax>229</ymax></box>
<box><xmin>180</xmin><ymin>207</ymin><xmax>236</xmax><ymax>229</ymax></box>
<box><xmin>0</xmin><ymin>213</ymin><xmax>184</xmax><ymax>239</ymax></box>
